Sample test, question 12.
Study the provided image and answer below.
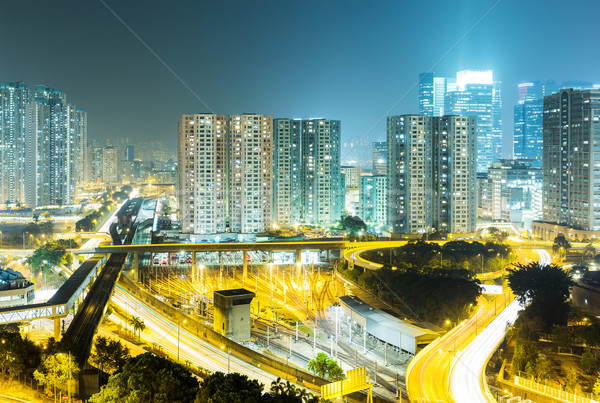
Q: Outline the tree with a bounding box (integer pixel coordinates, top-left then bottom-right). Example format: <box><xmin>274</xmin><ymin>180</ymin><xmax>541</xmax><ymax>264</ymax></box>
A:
<box><xmin>307</xmin><ymin>353</ymin><xmax>344</xmax><ymax>381</ymax></box>
<box><xmin>90</xmin><ymin>352</ymin><xmax>199</xmax><ymax>403</ymax></box>
<box><xmin>129</xmin><ymin>316</ymin><xmax>146</xmax><ymax>341</ymax></box>
<box><xmin>584</xmin><ymin>243</ymin><xmax>596</xmax><ymax>259</ymax></box>
<box><xmin>564</xmin><ymin>367</ymin><xmax>579</xmax><ymax>393</ymax></box>
<box><xmin>89</xmin><ymin>336</ymin><xmax>130</xmax><ymax>374</ymax></box>
<box><xmin>581</xmin><ymin>348</ymin><xmax>597</xmax><ymax>374</ymax></box>
<box><xmin>34</xmin><ymin>352</ymin><xmax>79</xmax><ymax>399</ymax></box>
<box><xmin>197</xmin><ymin>372</ymin><xmax>263</xmax><ymax>403</ymax></box>
<box><xmin>594</xmin><ymin>372</ymin><xmax>600</xmax><ymax>398</ymax></box>
<box><xmin>266</xmin><ymin>378</ymin><xmax>321</xmax><ymax>403</ymax></box>
<box><xmin>507</xmin><ymin>262</ymin><xmax>574</xmax><ymax>331</ymax></box>
<box><xmin>342</xmin><ymin>215</ymin><xmax>367</xmax><ymax>236</ymax></box>
<box><xmin>0</xmin><ymin>330</ymin><xmax>40</xmax><ymax>379</ymax></box>
<box><xmin>552</xmin><ymin>233</ymin><xmax>571</xmax><ymax>258</ymax></box>
<box><xmin>307</xmin><ymin>352</ymin><xmax>329</xmax><ymax>378</ymax></box>
<box><xmin>511</xmin><ymin>339</ymin><xmax>538</xmax><ymax>375</ymax></box>
<box><xmin>551</xmin><ymin>325</ymin><xmax>573</xmax><ymax>351</ymax></box>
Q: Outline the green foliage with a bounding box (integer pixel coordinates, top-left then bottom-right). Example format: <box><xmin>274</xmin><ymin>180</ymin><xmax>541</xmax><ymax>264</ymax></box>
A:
<box><xmin>552</xmin><ymin>233</ymin><xmax>572</xmax><ymax>255</ymax></box>
<box><xmin>76</xmin><ymin>201</ymin><xmax>113</xmax><ymax>232</ymax></box>
<box><xmin>89</xmin><ymin>336</ymin><xmax>130</xmax><ymax>374</ymax></box>
<box><xmin>26</xmin><ymin>240</ymin><xmax>75</xmax><ymax>275</ymax></box>
<box><xmin>24</xmin><ymin>221</ymin><xmax>54</xmax><ymax>237</ymax></box>
<box><xmin>594</xmin><ymin>372</ymin><xmax>600</xmax><ymax>397</ymax></box>
<box><xmin>507</xmin><ymin>262</ymin><xmax>574</xmax><ymax>331</ymax></box>
<box><xmin>90</xmin><ymin>352</ymin><xmax>199</xmax><ymax>403</ymax></box>
<box><xmin>128</xmin><ymin>316</ymin><xmax>146</xmax><ymax>341</ymax></box>
<box><xmin>342</xmin><ymin>215</ymin><xmax>367</xmax><ymax>235</ymax></box>
<box><xmin>197</xmin><ymin>372</ymin><xmax>263</xmax><ymax>403</ymax></box>
<box><xmin>511</xmin><ymin>339</ymin><xmax>538</xmax><ymax>375</ymax></box>
<box><xmin>112</xmin><ymin>191</ymin><xmax>128</xmax><ymax>202</ymax></box>
<box><xmin>0</xmin><ymin>331</ymin><xmax>40</xmax><ymax>379</ymax></box>
<box><xmin>121</xmin><ymin>185</ymin><xmax>133</xmax><ymax>194</ymax></box>
<box><xmin>307</xmin><ymin>353</ymin><xmax>344</xmax><ymax>381</ymax></box>
<box><xmin>551</xmin><ymin>325</ymin><xmax>573</xmax><ymax>350</ymax></box>
<box><xmin>564</xmin><ymin>367</ymin><xmax>579</xmax><ymax>393</ymax></box>
<box><xmin>266</xmin><ymin>378</ymin><xmax>321</xmax><ymax>402</ymax></box>
<box><xmin>33</xmin><ymin>352</ymin><xmax>79</xmax><ymax>398</ymax></box>
<box><xmin>581</xmin><ymin>348</ymin><xmax>598</xmax><ymax>374</ymax></box>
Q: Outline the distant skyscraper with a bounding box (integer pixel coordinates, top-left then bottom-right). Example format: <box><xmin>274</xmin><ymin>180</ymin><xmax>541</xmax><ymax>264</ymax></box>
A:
<box><xmin>177</xmin><ymin>114</ymin><xmax>227</xmax><ymax>234</ymax></box>
<box><xmin>25</xmin><ymin>86</ymin><xmax>86</xmax><ymax>206</ymax></box>
<box><xmin>90</xmin><ymin>147</ymin><xmax>103</xmax><ymax>183</ymax></box>
<box><xmin>125</xmin><ymin>145</ymin><xmax>134</xmax><ymax>162</ymax></box>
<box><xmin>359</xmin><ymin>175</ymin><xmax>387</xmax><ymax>226</ymax></box>
<box><xmin>513</xmin><ymin>81</ymin><xmax>558</xmax><ymax>165</ymax></box>
<box><xmin>273</xmin><ymin>118</ymin><xmax>302</xmax><ymax>226</ymax></box>
<box><xmin>102</xmin><ymin>146</ymin><xmax>118</xmax><ymax>184</ymax></box>
<box><xmin>418</xmin><ymin>73</ymin><xmax>447</xmax><ymax>117</ymax></box>
<box><xmin>444</xmin><ymin>70</ymin><xmax>502</xmax><ymax>172</ymax></box>
<box><xmin>541</xmin><ymin>89</ymin><xmax>600</xmax><ymax>231</ymax></box>
<box><xmin>387</xmin><ymin>115</ymin><xmax>476</xmax><ymax>234</ymax></box>
<box><xmin>0</xmin><ymin>82</ymin><xmax>28</xmax><ymax>204</ymax></box>
<box><xmin>372</xmin><ymin>141</ymin><xmax>387</xmax><ymax>175</ymax></box>
<box><xmin>302</xmin><ymin>119</ymin><xmax>343</xmax><ymax>225</ymax></box>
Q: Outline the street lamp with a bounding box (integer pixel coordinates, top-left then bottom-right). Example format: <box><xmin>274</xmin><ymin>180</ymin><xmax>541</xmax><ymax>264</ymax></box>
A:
<box><xmin>177</xmin><ymin>319</ymin><xmax>187</xmax><ymax>362</ymax></box>
<box><xmin>221</xmin><ymin>345</ymin><xmax>230</xmax><ymax>373</ymax></box>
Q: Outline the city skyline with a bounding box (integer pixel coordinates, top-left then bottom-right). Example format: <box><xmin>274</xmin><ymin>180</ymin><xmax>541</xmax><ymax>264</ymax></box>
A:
<box><xmin>2</xmin><ymin>1</ymin><xmax>600</xmax><ymax>166</ymax></box>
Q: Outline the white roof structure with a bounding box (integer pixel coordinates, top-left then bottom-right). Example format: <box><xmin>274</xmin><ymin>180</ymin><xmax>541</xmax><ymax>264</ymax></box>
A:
<box><xmin>339</xmin><ymin>295</ymin><xmax>438</xmax><ymax>355</ymax></box>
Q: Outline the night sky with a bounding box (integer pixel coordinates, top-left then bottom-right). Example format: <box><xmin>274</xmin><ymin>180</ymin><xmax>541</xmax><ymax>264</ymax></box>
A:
<box><xmin>2</xmin><ymin>0</ymin><xmax>599</xmax><ymax>164</ymax></box>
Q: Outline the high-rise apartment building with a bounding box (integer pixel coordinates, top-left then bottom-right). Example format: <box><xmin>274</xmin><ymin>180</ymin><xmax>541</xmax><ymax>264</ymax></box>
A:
<box><xmin>102</xmin><ymin>146</ymin><xmax>118</xmax><ymax>184</ymax></box>
<box><xmin>273</xmin><ymin>118</ymin><xmax>301</xmax><ymax>226</ymax></box>
<box><xmin>177</xmin><ymin>114</ymin><xmax>227</xmax><ymax>234</ymax></box>
<box><xmin>25</xmin><ymin>86</ymin><xmax>86</xmax><ymax>206</ymax></box>
<box><xmin>340</xmin><ymin>166</ymin><xmax>362</xmax><ymax>189</ymax></box>
<box><xmin>541</xmin><ymin>89</ymin><xmax>600</xmax><ymax>231</ymax></box>
<box><xmin>125</xmin><ymin>145</ymin><xmax>134</xmax><ymax>161</ymax></box>
<box><xmin>0</xmin><ymin>82</ymin><xmax>28</xmax><ymax>204</ymax></box>
<box><xmin>229</xmin><ymin>114</ymin><xmax>273</xmax><ymax>234</ymax></box>
<box><xmin>302</xmin><ymin>119</ymin><xmax>343</xmax><ymax>226</ymax></box>
<box><xmin>372</xmin><ymin>141</ymin><xmax>387</xmax><ymax>175</ymax></box>
<box><xmin>359</xmin><ymin>175</ymin><xmax>387</xmax><ymax>226</ymax></box>
<box><xmin>178</xmin><ymin>114</ymin><xmax>272</xmax><ymax>235</ymax></box>
<box><xmin>387</xmin><ymin>115</ymin><xmax>477</xmax><ymax>234</ymax></box>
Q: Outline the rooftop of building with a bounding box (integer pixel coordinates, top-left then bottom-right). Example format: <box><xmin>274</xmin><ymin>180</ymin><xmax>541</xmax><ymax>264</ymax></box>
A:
<box><xmin>214</xmin><ymin>288</ymin><xmax>255</xmax><ymax>298</ymax></box>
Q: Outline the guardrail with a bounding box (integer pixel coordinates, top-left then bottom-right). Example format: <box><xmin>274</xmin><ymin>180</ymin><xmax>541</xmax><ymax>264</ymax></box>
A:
<box><xmin>514</xmin><ymin>375</ymin><xmax>596</xmax><ymax>403</ymax></box>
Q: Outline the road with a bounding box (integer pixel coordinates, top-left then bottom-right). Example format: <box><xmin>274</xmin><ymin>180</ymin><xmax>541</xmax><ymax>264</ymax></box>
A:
<box><xmin>448</xmin><ymin>248</ymin><xmax>551</xmax><ymax>403</ymax></box>
<box><xmin>110</xmin><ymin>284</ymin><xmax>279</xmax><ymax>387</ymax></box>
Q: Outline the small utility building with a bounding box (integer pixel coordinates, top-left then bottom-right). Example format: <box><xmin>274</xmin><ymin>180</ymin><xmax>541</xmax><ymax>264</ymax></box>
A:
<box><xmin>339</xmin><ymin>295</ymin><xmax>438</xmax><ymax>355</ymax></box>
<box><xmin>213</xmin><ymin>289</ymin><xmax>255</xmax><ymax>342</ymax></box>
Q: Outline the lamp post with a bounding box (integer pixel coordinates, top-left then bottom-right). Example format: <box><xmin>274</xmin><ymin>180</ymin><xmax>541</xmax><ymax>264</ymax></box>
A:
<box><xmin>177</xmin><ymin>319</ymin><xmax>187</xmax><ymax>362</ymax></box>
<box><xmin>221</xmin><ymin>345</ymin><xmax>230</xmax><ymax>373</ymax></box>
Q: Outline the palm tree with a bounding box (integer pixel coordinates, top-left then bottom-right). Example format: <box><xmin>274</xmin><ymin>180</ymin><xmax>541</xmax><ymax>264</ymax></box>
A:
<box><xmin>128</xmin><ymin>316</ymin><xmax>145</xmax><ymax>341</ymax></box>
<box><xmin>307</xmin><ymin>352</ymin><xmax>329</xmax><ymax>377</ymax></box>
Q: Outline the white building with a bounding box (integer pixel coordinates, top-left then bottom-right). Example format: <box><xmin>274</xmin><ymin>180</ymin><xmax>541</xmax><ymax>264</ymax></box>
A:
<box><xmin>0</xmin><ymin>268</ymin><xmax>34</xmax><ymax>308</ymax></box>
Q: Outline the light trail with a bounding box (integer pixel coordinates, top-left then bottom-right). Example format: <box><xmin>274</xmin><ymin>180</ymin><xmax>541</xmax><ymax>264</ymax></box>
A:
<box><xmin>111</xmin><ymin>285</ymin><xmax>279</xmax><ymax>386</ymax></box>
<box><xmin>448</xmin><ymin>248</ymin><xmax>549</xmax><ymax>403</ymax></box>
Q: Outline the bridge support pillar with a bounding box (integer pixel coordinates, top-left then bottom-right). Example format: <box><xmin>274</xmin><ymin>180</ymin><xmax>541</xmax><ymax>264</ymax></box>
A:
<box><xmin>54</xmin><ymin>318</ymin><xmax>61</xmax><ymax>340</ymax></box>
<box><xmin>243</xmin><ymin>250</ymin><xmax>248</xmax><ymax>283</ymax></box>
<box><xmin>133</xmin><ymin>252</ymin><xmax>139</xmax><ymax>271</ymax></box>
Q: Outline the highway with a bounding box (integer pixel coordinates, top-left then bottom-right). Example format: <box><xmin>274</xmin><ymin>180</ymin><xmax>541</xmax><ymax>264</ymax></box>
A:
<box><xmin>110</xmin><ymin>284</ymin><xmax>280</xmax><ymax>387</ymax></box>
<box><xmin>448</xmin><ymin>248</ymin><xmax>551</xmax><ymax>403</ymax></box>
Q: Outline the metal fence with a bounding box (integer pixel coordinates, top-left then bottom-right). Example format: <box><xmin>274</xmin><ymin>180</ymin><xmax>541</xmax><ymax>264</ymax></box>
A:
<box><xmin>514</xmin><ymin>375</ymin><xmax>597</xmax><ymax>403</ymax></box>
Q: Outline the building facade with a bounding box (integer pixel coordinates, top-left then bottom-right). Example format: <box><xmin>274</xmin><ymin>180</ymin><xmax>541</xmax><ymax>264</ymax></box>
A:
<box><xmin>387</xmin><ymin>115</ymin><xmax>477</xmax><ymax>234</ymax></box>
<box><xmin>359</xmin><ymin>175</ymin><xmax>387</xmax><ymax>226</ymax></box>
<box><xmin>229</xmin><ymin>114</ymin><xmax>273</xmax><ymax>234</ymax></box>
<box><xmin>0</xmin><ymin>82</ymin><xmax>28</xmax><ymax>204</ymax></box>
<box><xmin>102</xmin><ymin>146</ymin><xmax>119</xmax><ymax>184</ymax></box>
<box><xmin>273</xmin><ymin>118</ymin><xmax>301</xmax><ymax>226</ymax></box>
<box><xmin>301</xmin><ymin>119</ymin><xmax>343</xmax><ymax>226</ymax></box>
<box><xmin>542</xmin><ymin>89</ymin><xmax>600</xmax><ymax>231</ymax></box>
<box><xmin>25</xmin><ymin>86</ymin><xmax>86</xmax><ymax>206</ymax></box>
<box><xmin>372</xmin><ymin>141</ymin><xmax>387</xmax><ymax>176</ymax></box>
<box><xmin>177</xmin><ymin>114</ymin><xmax>228</xmax><ymax>234</ymax></box>
<box><xmin>480</xmin><ymin>159</ymin><xmax>542</xmax><ymax>228</ymax></box>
